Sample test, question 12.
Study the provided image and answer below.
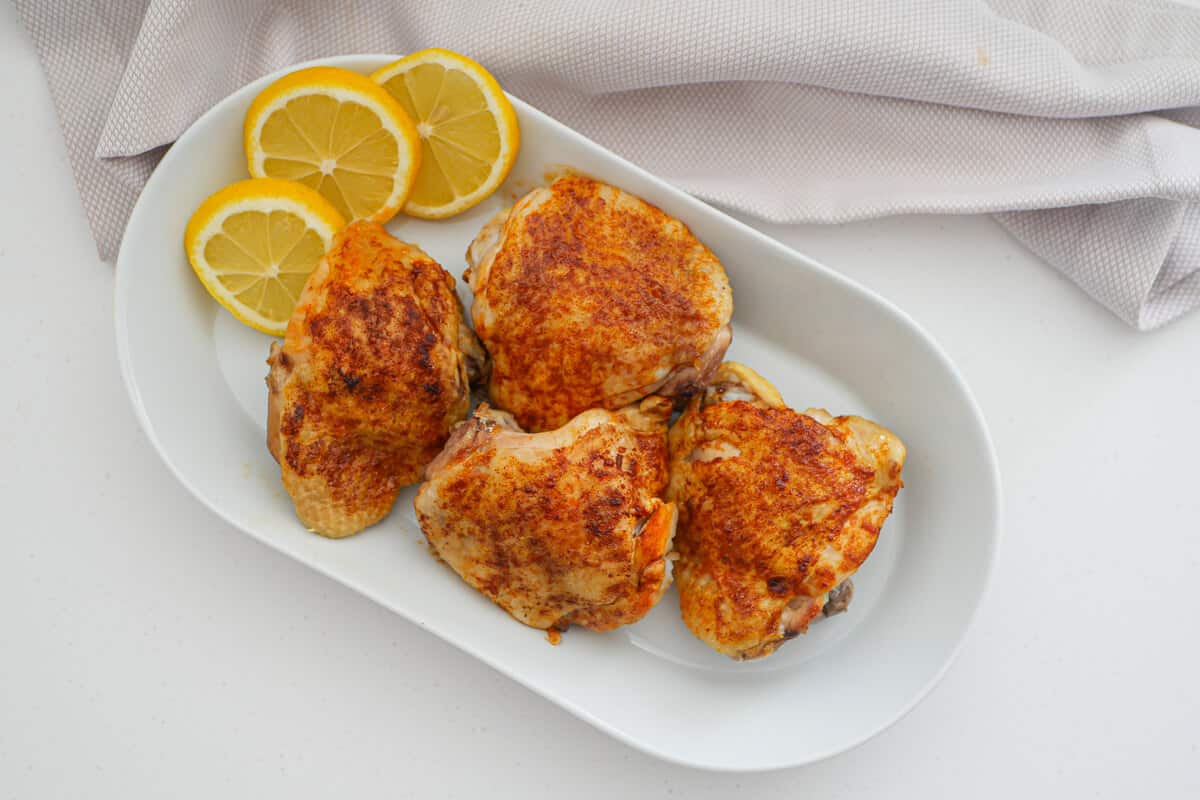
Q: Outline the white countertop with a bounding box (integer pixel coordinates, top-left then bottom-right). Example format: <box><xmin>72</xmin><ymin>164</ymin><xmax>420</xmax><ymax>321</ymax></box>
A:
<box><xmin>2</xmin><ymin>4</ymin><xmax>1198</xmax><ymax>796</ymax></box>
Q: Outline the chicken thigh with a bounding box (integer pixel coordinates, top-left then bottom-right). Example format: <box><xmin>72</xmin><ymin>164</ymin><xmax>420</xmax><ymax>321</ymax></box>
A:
<box><xmin>464</xmin><ymin>175</ymin><xmax>733</xmax><ymax>431</ymax></box>
<box><xmin>414</xmin><ymin>396</ymin><xmax>677</xmax><ymax>634</ymax></box>
<box><xmin>267</xmin><ymin>220</ymin><xmax>486</xmax><ymax>538</ymax></box>
<box><xmin>667</xmin><ymin>363</ymin><xmax>906</xmax><ymax>660</ymax></box>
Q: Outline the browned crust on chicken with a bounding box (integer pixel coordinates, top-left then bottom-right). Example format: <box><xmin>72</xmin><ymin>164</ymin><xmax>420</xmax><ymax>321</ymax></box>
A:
<box><xmin>266</xmin><ymin>221</ymin><xmax>483</xmax><ymax>538</ymax></box>
<box><xmin>667</xmin><ymin>363</ymin><xmax>905</xmax><ymax>660</ymax></box>
<box><xmin>466</xmin><ymin>176</ymin><xmax>732</xmax><ymax>432</ymax></box>
<box><xmin>414</xmin><ymin>397</ymin><xmax>677</xmax><ymax>633</ymax></box>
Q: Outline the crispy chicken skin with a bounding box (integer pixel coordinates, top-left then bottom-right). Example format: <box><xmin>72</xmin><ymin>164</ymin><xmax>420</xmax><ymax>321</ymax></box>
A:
<box><xmin>414</xmin><ymin>396</ymin><xmax>677</xmax><ymax>634</ymax></box>
<box><xmin>667</xmin><ymin>363</ymin><xmax>906</xmax><ymax>660</ymax></box>
<box><xmin>464</xmin><ymin>175</ymin><xmax>733</xmax><ymax>432</ymax></box>
<box><xmin>266</xmin><ymin>221</ymin><xmax>486</xmax><ymax>538</ymax></box>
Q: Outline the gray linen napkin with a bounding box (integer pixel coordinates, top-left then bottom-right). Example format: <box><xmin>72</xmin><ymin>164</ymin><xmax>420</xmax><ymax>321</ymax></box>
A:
<box><xmin>14</xmin><ymin>0</ymin><xmax>1200</xmax><ymax>330</ymax></box>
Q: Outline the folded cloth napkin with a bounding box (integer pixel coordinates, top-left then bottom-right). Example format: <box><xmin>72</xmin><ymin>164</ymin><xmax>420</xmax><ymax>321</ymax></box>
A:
<box><xmin>14</xmin><ymin>0</ymin><xmax>1200</xmax><ymax>329</ymax></box>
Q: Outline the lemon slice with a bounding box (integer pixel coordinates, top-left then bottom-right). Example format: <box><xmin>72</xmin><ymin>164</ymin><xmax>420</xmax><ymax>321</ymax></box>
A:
<box><xmin>244</xmin><ymin>66</ymin><xmax>421</xmax><ymax>224</ymax></box>
<box><xmin>372</xmin><ymin>49</ymin><xmax>520</xmax><ymax>219</ymax></box>
<box><xmin>184</xmin><ymin>178</ymin><xmax>346</xmax><ymax>336</ymax></box>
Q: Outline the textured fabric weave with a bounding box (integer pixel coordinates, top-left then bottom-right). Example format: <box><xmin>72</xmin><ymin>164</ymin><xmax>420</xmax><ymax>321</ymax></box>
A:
<box><xmin>13</xmin><ymin>0</ymin><xmax>1200</xmax><ymax>329</ymax></box>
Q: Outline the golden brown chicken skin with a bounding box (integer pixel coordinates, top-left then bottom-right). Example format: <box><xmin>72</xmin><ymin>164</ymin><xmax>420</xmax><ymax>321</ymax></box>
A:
<box><xmin>667</xmin><ymin>363</ymin><xmax>905</xmax><ymax>660</ymax></box>
<box><xmin>266</xmin><ymin>221</ymin><xmax>486</xmax><ymax>538</ymax></box>
<box><xmin>414</xmin><ymin>396</ymin><xmax>677</xmax><ymax>634</ymax></box>
<box><xmin>465</xmin><ymin>175</ymin><xmax>733</xmax><ymax>432</ymax></box>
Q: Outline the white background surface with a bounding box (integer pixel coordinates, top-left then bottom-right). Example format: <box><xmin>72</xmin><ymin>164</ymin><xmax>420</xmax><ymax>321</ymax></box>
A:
<box><xmin>1</xmin><ymin>2</ymin><xmax>1197</xmax><ymax>796</ymax></box>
